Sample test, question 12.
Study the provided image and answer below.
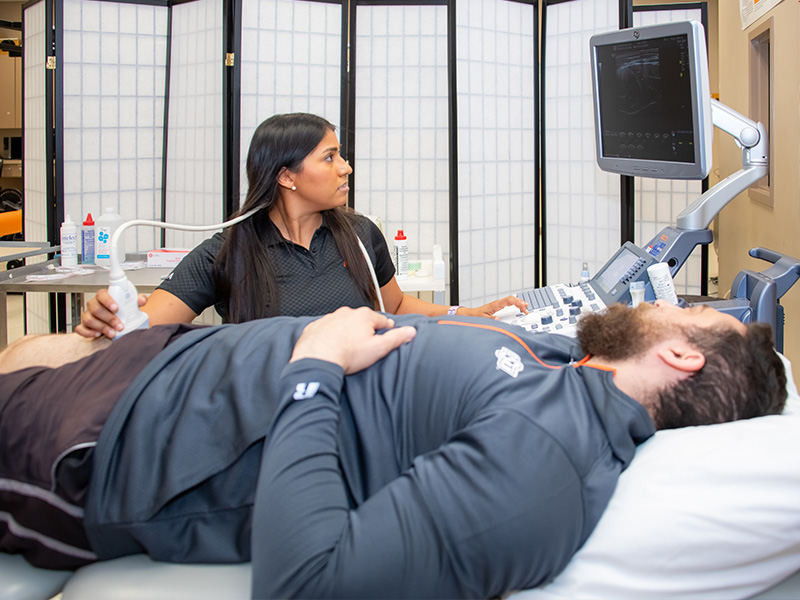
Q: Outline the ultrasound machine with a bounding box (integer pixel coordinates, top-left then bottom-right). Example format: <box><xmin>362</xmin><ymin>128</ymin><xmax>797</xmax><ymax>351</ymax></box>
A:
<box><xmin>499</xmin><ymin>20</ymin><xmax>800</xmax><ymax>353</ymax></box>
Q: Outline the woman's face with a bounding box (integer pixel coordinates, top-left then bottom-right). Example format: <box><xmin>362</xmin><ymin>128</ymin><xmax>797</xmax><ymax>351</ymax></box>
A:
<box><xmin>287</xmin><ymin>129</ymin><xmax>352</xmax><ymax>211</ymax></box>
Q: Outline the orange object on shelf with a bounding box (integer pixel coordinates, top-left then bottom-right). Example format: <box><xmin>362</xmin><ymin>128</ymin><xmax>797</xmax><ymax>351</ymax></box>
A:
<box><xmin>0</xmin><ymin>209</ymin><xmax>22</xmax><ymax>237</ymax></box>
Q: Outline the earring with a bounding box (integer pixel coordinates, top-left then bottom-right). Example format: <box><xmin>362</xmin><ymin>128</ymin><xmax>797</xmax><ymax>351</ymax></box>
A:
<box><xmin>291</xmin><ymin>185</ymin><xmax>297</xmax><ymax>191</ymax></box>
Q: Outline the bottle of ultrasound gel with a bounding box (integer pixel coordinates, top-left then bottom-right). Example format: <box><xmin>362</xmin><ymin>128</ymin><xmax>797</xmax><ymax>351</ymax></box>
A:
<box><xmin>95</xmin><ymin>206</ymin><xmax>125</xmax><ymax>267</ymax></box>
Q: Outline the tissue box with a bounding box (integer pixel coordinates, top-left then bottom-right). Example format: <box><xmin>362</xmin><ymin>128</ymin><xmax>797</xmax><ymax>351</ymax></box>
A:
<box><xmin>147</xmin><ymin>248</ymin><xmax>190</xmax><ymax>268</ymax></box>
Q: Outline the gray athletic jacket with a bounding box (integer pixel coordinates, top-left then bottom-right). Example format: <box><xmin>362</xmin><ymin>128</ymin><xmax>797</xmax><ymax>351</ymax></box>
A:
<box><xmin>84</xmin><ymin>314</ymin><xmax>654</xmax><ymax>599</ymax></box>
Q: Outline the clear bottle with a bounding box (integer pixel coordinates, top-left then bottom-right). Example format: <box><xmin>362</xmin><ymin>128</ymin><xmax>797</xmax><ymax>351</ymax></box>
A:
<box><xmin>81</xmin><ymin>212</ymin><xmax>95</xmax><ymax>265</ymax></box>
<box><xmin>629</xmin><ymin>280</ymin><xmax>646</xmax><ymax>308</ymax></box>
<box><xmin>95</xmin><ymin>205</ymin><xmax>125</xmax><ymax>267</ymax></box>
<box><xmin>394</xmin><ymin>230</ymin><xmax>408</xmax><ymax>280</ymax></box>
<box><xmin>60</xmin><ymin>214</ymin><xmax>78</xmax><ymax>269</ymax></box>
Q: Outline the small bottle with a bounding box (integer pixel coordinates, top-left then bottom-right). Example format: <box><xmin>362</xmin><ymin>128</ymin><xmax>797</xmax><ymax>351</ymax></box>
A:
<box><xmin>580</xmin><ymin>262</ymin><xmax>590</xmax><ymax>282</ymax></box>
<box><xmin>647</xmin><ymin>263</ymin><xmax>679</xmax><ymax>305</ymax></box>
<box><xmin>394</xmin><ymin>230</ymin><xmax>408</xmax><ymax>280</ymax></box>
<box><xmin>60</xmin><ymin>214</ymin><xmax>78</xmax><ymax>269</ymax></box>
<box><xmin>95</xmin><ymin>205</ymin><xmax>125</xmax><ymax>267</ymax></box>
<box><xmin>81</xmin><ymin>212</ymin><xmax>95</xmax><ymax>265</ymax></box>
<box><xmin>629</xmin><ymin>280</ymin><xmax>646</xmax><ymax>308</ymax></box>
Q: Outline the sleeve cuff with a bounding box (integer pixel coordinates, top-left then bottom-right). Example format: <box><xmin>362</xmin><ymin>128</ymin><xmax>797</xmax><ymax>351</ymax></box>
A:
<box><xmin>279</xmin><ymin>358</ymin><xmax>346</xmax><ymax>401</ymax></box>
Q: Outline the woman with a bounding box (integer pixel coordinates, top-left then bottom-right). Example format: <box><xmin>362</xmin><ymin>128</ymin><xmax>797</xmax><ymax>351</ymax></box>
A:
<box><xmin>76</xmin><ymin>113</ymin><xmax>527</xmax><ymax>339</ymax></box>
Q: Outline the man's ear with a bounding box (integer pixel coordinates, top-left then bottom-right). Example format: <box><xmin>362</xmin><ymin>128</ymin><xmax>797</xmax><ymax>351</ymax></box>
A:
<box><xmin>277</xmin><ymin>167</ymin><xmax>295</xmax><ymax>191</ymax></box>
<box><xmin>656</xmin><ymin>341</ymin><xmax>705</xmax><ymax>373</ymax></box>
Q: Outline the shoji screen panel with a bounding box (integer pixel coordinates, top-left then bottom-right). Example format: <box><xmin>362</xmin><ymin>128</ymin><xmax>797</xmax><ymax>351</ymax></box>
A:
<box><xmin>239</xmin><ymin>0</ymin><xmax>342</xmax><ymax>204</ymax></box>
<box><xmin>22</xmin><ymin>1</ymin><xmax>48</xmax><ymax>244</ymax></box>
<box><xmin>353</xmin><ymin>3</ymin><xmax>449</xmax><ymax>286</ymax></box>
<box><xmin>22</xmin><ymin>0</ymin><xmax>50</xmax><ymax>335</ymax></box>
<box><xmin>164</xmin><ymin>0</ymin><xmax>223</xmax><ymax>248</ymax></box>
<box><xmin>633</xmin><ymin>6</ymin><xmax>705</xmax><ymax>296</ymax></box>
<box><xmin>455</xmin><ymin>0</ymin><xmax>536</xmax><ymax>306</ymax></box>
<box><xmin>543</xmin><ymin>0</ymin><xmax>617</xmax><ymax>285</ymax></box>
<box><xmin>62</xmin><ymin>0</ymin><xmax>168</xmax><ymax>254</ymax></box>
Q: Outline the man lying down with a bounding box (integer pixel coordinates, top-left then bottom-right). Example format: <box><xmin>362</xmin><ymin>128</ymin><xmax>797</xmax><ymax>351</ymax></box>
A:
<box><xmin>0</xmin><ymin>301</ymin><xmax>787</xmax><ymax>599</ymax></box>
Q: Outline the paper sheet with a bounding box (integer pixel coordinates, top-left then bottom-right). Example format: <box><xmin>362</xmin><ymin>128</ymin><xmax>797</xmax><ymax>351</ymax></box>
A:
<box><xmin>739</xmin><ymin>0</ymin><xmax>784</xmax><ymax>30</ymax></box>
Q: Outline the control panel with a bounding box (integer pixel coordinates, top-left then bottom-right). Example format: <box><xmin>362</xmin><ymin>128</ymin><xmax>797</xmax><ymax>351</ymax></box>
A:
<box><xmin>496</xmin><ymin>281</ymin><xmax>607</xmax><ymax>337</ymax></box>
<box><xmin>499</xmin><ymin>242</ymin><xmax>658</xmax><ymax>337</ymax></box>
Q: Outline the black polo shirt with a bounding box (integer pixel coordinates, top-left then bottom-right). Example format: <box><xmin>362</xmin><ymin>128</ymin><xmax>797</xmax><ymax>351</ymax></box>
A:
<box><xmin>158</xmin><ymin>213</ymin><xmax>395</xmax><ymax>320</ymax></box>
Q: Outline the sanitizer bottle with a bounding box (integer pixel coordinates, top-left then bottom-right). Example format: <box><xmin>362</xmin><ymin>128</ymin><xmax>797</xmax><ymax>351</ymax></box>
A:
<box><xmin>394</xmin><ymin>230</ymin><xmax>408</xmax><ymax>280</ymax></box>
<box><xmin>95</xmin><ymin>206</ymin><xmax>125</xmax><ymax>267</ymax></box>
<box><xmin>60</xmin><ymin>214</ymin><xmax>78</xmax><ymax>269</ymax></box>
<box><xmin>81</xmin><ymin>212</ymin><xmax>95</xmax><ymax>265</ymax></box>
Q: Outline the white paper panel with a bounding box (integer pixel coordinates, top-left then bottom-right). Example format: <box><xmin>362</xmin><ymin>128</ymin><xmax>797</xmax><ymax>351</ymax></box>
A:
<box><xmin>456</xmin><ymin>0</ymin><xmax>536</xmax><ymax>306</ymax></box>
<box><xmin>354</xmin><ymin>3</ymin><xmax>450</xmax><ymax>297</ymax></box>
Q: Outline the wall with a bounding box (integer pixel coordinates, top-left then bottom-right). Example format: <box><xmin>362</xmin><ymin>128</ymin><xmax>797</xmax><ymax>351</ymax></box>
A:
<box><xmin>716</xmin><ymin>2</ymin><xmax>800</xmax><ymax>363</ymax></box>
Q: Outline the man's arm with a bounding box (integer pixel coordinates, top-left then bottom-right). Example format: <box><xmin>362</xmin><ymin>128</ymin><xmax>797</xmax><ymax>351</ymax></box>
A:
<box><xmin>252</xmin><ymin>308</ymin><xmax>585</xmax><ymax>598</ymax></box>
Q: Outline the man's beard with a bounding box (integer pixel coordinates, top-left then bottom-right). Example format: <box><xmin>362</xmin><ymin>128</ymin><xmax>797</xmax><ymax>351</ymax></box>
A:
<box><xmin>576</xmin><ymin>303</ymin><xmax>667</xmax><ymax>361</ymax></box>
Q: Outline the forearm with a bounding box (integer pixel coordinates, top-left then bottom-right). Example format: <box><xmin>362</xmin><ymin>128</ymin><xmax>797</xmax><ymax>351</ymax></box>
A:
<box><xmin>252</xmin><ymin>358</ymin><xmax>351</xmax><ymax>598</ymax></box>
<box><xmin>381</xmin><ymin>277</ymin><xmax>527</xmax><ymax>318</ymax></box>
<box><xmin>393</xmin><ymin>293</ymin><xmax>451</xmax><ymax>317</ymax></box>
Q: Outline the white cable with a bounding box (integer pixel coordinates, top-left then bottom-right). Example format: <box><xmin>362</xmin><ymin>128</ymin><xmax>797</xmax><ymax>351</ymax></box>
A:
<box><xmin>108</xmin><ymin>207</ymin><xmax>260</xmax><ymax>281</ymax></box>
<box><xmin>357</xmin><ymin>236</ymin><xmax>385</xmax><ymax>312</ymax></box>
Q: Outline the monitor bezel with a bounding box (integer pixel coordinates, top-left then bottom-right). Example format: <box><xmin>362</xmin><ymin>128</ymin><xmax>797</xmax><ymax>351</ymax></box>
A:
<box><xmin>589</xmin><ymin>20</ymin><xmax>713</xmax><ymax>180</ymax></box>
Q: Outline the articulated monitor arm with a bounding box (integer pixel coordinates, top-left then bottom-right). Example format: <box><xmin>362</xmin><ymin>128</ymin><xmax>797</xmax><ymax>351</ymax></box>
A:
<box><xmin>676</xmin><ymin>100</ymin><xmax>769</xmax><ymax>231</ymax></box>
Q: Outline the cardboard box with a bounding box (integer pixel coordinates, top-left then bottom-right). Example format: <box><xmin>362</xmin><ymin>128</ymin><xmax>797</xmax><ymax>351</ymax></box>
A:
<box><xmin>147</xmin><ymin>248</ymin><xmax>190</xmax><ymax>268</ymax></box>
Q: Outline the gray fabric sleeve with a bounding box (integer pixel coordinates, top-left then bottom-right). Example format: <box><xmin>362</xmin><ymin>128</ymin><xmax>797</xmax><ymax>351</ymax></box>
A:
<box><xmin>251</xmin><ymin>360</ymin><xmax>585</xmax><ymax>599</ymax></box>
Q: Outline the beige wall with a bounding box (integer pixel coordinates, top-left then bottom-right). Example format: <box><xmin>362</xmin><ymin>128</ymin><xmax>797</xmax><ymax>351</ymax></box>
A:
<box><xmin>716</xmin><ymin>2</ymin><xmax>800</xmax><ymax>362</ymax></box>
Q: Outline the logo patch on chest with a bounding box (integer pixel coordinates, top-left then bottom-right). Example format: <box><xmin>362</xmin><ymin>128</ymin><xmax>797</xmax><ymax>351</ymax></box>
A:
<box><xmin>495</xmin><ymin>346</ymin><xmax>524</xmax><ymax>378</ymax></box>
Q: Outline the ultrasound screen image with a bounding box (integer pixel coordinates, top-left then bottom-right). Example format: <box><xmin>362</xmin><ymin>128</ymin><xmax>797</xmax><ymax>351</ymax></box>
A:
<box><xmin>595</xmin><ymin>34</ymin><xmax>695</xmax><ymax>163</ymax></box>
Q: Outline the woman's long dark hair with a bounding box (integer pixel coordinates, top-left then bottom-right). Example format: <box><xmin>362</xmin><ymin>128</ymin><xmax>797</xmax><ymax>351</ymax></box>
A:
<box><xmin>213</xmin><ymin>113</ymin><xmax>379</xmax><ymax>323</ymax></box>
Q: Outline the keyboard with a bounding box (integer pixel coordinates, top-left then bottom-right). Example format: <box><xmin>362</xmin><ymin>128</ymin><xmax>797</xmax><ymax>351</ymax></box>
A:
<box><xmin>496</xmin><ymin>282</ymin><xmax>607</xmax><ymax>337</ymax></box>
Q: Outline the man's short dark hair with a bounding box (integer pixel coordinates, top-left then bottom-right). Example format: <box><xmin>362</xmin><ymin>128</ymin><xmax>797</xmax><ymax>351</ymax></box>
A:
<box><xmin>653</xmin><ymin>322</ymin><xmax>787</xmax><ymax>430</ymax></box>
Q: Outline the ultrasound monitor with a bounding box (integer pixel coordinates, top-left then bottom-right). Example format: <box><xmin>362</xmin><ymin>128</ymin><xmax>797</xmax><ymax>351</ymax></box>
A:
<box><xmin>590</xmin><ymin>20</ymin><xmax>713</xmax><ymax>180</ymax></box>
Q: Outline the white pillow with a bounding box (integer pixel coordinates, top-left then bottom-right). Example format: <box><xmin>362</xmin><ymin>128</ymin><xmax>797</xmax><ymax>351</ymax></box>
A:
<box><xmin>512</xmin><ymin>354</ymin><xmax>800</xmax><ymax>600</ymax></box>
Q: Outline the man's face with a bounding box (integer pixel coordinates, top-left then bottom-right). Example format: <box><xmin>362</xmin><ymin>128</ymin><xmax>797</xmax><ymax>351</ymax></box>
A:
<box><xmin>577</xmin><ymin>300</ymin><xmax>745</xmax><ymax>360</ymax></box>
